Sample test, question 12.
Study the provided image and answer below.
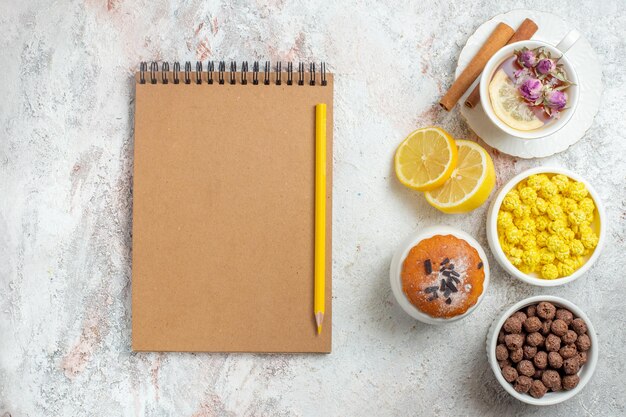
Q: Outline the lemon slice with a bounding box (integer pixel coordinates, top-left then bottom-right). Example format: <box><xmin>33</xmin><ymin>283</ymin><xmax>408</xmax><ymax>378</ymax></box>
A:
<box><xmin>394</xmin><ymin>127</ymin><xmax>458</xmax><ymax>191</ymax></box>
<box><xmin>424</xmin><ymin>140</ymin><xmax>496</xmax><ymax>214</ymax></box>
<box><xmin>488</xmin><ymin>69</ymin><xmax>543</xmax><ymax>131</ymax></box>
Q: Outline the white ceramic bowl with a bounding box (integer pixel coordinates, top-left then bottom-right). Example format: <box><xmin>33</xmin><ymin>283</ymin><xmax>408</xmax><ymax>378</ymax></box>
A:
<box><xmin>487</xmin><ymin>295</ymin><xmax>598</xmax><ymax>405</ymax></box>
<box><xmin>480</xmin><ymin>40</ymin><xmax>580</xmax><ymax>140</ymax></box>
<box><xmin>486</xmin><ymin>167</ymin><xmax>605</xmax><ymax>287</ymax></box>
<box><xmin>389</xmin><ymin>225</ymin><xmax>490</xmax><ymax>324</ymax></box>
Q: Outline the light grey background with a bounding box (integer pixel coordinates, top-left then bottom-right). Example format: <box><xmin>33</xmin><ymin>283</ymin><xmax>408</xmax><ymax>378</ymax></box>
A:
<box><xmin>1</xmin><ymin>1</ymin><xmax>624</xmax><ymax>416</ymax></box>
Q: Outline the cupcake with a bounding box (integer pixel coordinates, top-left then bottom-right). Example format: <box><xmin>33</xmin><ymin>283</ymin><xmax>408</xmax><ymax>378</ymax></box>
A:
<box><xmin>390</xmin><ymin>226</ymin><xmax>489</xmax><ymax>323</ymax></box>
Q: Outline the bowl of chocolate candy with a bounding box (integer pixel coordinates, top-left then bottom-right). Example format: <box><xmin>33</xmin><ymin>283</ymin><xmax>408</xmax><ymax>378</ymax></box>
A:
<box><xmin>487</xmin><ymin>296</ymin><xmax>597</xmax><ymax>405</ymax></box>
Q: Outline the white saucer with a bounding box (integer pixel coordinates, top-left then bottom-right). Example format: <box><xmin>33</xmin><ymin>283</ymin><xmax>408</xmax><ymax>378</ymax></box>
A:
<box><xmin>456</xmin><ymin>10</ymin><xmax>602</xmax><ymax>159</ymax></box>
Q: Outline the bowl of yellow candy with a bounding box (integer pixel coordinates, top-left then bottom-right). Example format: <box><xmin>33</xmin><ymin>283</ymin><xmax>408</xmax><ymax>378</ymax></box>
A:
<box><xmin>486</xmin><ymin>167</ymin><xmax>605</xmax><ymax>286</ymax></box>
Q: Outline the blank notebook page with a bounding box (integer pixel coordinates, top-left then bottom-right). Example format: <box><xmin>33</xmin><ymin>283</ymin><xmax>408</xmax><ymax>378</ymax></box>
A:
<box><xmin>132</xmin><ymin>70</ymin><xmax>333</xmax><ymax>353</ymax></box>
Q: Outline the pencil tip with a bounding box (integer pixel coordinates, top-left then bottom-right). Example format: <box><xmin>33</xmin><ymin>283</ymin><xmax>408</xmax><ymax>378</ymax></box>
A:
<box><xmin>315</xmin><ymin>312</ymin><xmax>324</xmax><ymax>335</ymax></box>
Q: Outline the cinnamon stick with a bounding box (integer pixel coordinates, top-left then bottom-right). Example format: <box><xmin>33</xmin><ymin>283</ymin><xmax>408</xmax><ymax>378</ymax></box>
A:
<box><xmin>465</xmin><ymin>18</ymin><xmax>539</xmax><ymax>108</ymax></box>
<box><xmin>439</xmin><ymin>22</ymin><xmax>514</xmax><ymax>111</ymax></box>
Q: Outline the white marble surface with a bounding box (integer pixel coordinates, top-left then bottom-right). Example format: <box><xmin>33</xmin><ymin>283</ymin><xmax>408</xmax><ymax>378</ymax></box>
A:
<box><xmin>1</xmin><ymin>1</ymin><xmax>625</xmax><ymax>416</ymax></box>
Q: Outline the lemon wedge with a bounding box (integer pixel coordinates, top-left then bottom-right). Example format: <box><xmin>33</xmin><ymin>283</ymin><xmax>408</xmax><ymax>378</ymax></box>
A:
<box><xmin>424</xmin><ymin>140</ymin><xmax>496</xmax><ymax>214</ymax></box>
<box><xmin>488</xmin><ymin>69</ymin><xmax>543</xmax><ymax>131</ymax></box>
<box><xmin>394</xmin><ymin>127</ymin><xmax>458</xmax><ymax>191</ymax></box>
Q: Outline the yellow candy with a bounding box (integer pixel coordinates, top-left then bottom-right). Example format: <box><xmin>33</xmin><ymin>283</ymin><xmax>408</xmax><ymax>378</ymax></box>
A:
<box><xmin>559</xmin><ymin>228</ymin><xmax>575</xmax><ymax>242</ymax></box>
<box><xmin>535</xmin><ymin>215</ymin><xmax>549</xmax><ymax>231</ymax></box>
<box><xmin>555</xmin><ymin>248</ymin><xmax>571</xmax><ymax>262</ymax></box>
<box><xmin>539</xmin><ymin>248</ymin><xmax>555</xmax><ymax>264</ymax></box>
<box><xmin>538</xmin><ymin>181</ymin><xmax>558</xmax><ymax>199</ymax></box>
<box><xmin>518</xmin><ymin>218</ymin><xmax>536</xmax><ymax>233</ymax></box>
<box><xmin>551</xmin><ymin>174</ymin><xmax>570</xmax><ymax>191</ymax></box>
<box><xmin>581</xmin><ymin>230</ymin><xmax>599</xmax><ymax>249</ymax></box>
<box><xmin>522</xmin><ymin>249</ymin><xmax>540</xmax><ymax>268</ymax></box>
<box><xmin>497</xmin><ymin>211</ymin><xmax>514</xmax><ymax>229</ymax></box>
<box><xmin>520</xmin><ymin>187</ymin><xmax>538</xmax><ymax>205</ymax></box>
<box><xmin>568</xmin><ymin>210</ymin><xmax>587</xmax><ymax>226</ymax></box>
<box><xmin>547</xmin><ymin>235</ymin><xmax>564</xmax><ymax>253</ymax></box>
<box><xmin>567</xmin><ymin>181</ymin><xmax>588</xmax><ymax>201</ymax></box>
<box><xmin>499</xmin><ymin>174</ymin><xmax>597</xmax><ymax>280</ymax></box>
<box><xmin>570</xmin><ymin>239</ymin><xmax>584</xmax><ymax>256</ymax></box>
<box><xmin>502</xmin><ymin>191</ymin><xmax>521</xmax><ymax>211</ymax></box>
<box><xmin>562</xmin><ymin>197</ymin><xmax>578</xmax><ymax>213</ymax></box>
<box><xmin>541</xmin><ymin>264</ymin><xmax>559</xmax><ymax>279</ymax></box>
<box><xmin>536</xmin><ymin>231</ymin><xmax>549</xmax><ymax>247</ymax></box>
<box><xmin>548</xmin><ymin>218</ymin><xmax>567</xmax><ymax>235</ymax></box>
<box><xmin>505</xmin><ymin>226</ymin><xmax>522</xmax><ymax>244</ymax></box>
<box><xmin>557</xmin><ymin>260</ymin><xmax>577</xmax><ymax>277</ymax></box>
<box><xmin>513</xmin><ymin>204</ymin><xmax>531</xmax><ymax>219</ymax></box>
<box><xmin>546</xmin><ymin>203</ymin><xmax>564</xmax><ymax>221</ymax></box>
<box><xmin>520</xmin><ymin>234</ymin><xmax>537</xmax><ymax>250</ymax></box>
<box><xmin>533</xmin><ymin>197</ymin><xmax>548</xmax><ymax>215</ymax></box>
<box><xmin>579</xmin><ymin>197</ymin><xmax>595</xmax><ymax>214</ymax></box>
<box><xmin>549</xmin><ymin>194</ymin><xmax>563</xmax><ymax>207</ymax></box>
<box><xmin>527</xmin><ymin>174</ymin><xmax>549</xmax><ymax>190</ymax></box>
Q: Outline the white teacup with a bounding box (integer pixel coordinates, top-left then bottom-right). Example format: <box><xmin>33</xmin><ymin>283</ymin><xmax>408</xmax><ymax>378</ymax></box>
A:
<box><xmin>479</xmin><ymin>30</ymin><xmax>580</xmax><ymax>140</ymax></box>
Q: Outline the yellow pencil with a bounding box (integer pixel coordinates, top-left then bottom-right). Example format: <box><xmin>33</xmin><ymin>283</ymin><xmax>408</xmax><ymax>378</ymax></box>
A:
<box><xmin>314</xmin><ymin>103</ymin><xmax>327</xmax><ymax>335</ymax></box>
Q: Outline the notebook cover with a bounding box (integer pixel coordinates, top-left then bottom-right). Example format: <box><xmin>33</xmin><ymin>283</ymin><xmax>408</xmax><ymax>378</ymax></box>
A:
<box><xmin>131</xmin><ymin>71</ymin><xmax>333</xmax><ymax>353</ymax></box>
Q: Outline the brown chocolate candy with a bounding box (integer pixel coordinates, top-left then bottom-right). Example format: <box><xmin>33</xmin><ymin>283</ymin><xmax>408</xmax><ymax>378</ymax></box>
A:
<box><xmin>512</xmin><ymin>311</ymin><xmax>528</xmax><ymax>323</ymax></box>
<box><xmin>514</xmin><ymin>375</ymin><xmax>533</xmax><ymax>393</ymax></box>
<box><xmin>523</xmin><ymin>316</ymin><xmax>542</xmax><ymax>333</ymax></box>
<box><xmin>510</xmin><ymin>347</ymin><xmax>524</xmax><ymax>363</ymax></box>
<box><xmin>559</xmin><ymin>344</ymin><xmax>578</xmax><ymax>359</ymax></box>
<box><xmin>537</xmin><ymin>302</ymin><xmax>556</xmax><ymax>320</ymax></box>
<box><xmin>502</xmin><ymin>366</ymin><xmax>518</xmax><ymax>382</ymax></box>
<box><xmin>505</xmin><ymin>333</ymin><xmax>525</xmax><ymax>350</ymax></box>
<box><xmin>551</xmin><ymin>319</ymin><xmax>568</xmax><ymax>337</ymax></box>
<box><xmin>526</xmin><ymin>332</ymin><xmax>544</xmax><ymax>347</ymax></box>
<box><xmin>545</xmin><ymin>334</ymin><xmax>562</xmax><ymax>352</ymax></box>
<box><xmin>548</xmin><ymin>351</ymin><xmax>563</xmax><ymax>369</ymax></box>
<box><xmin>555</xmin><ymin>308</ymin><xmax>574</xmax><ymax>325</ymax></box>
<box><xmin>496</xmin><ymin>344</ymin><xmax>509</xmax><ymax>361</ymax></box>
<box><xmin>540</xmin><ymin>320</ymin><xmax>553</xmax><ymax>336</ymax></box>
<box><xmin>541</xmin><ymin>369</ymin><xmax>561</xmax><ymax>390</ymax></box>
<box><xmin>498</xmin><ymin>330</ymin><xmax>506</xmax><ymax>344</ymax></box>
<box><xmin>533</xmin><ymin>351</ymin><xmax>548</xmax><ymax>370</ymax></box>
<box><xmin>523</xmin><ymin>345</ymin><xmax>537</xmax><ymax>360</ymax></box>
<box><xmin>517</xmin><ymin>360</ymin><xmax>535</xmax><ymax>377</ymax></box>
<box><xmin>503</xmin><ymin>316</ymin><xmax>523</xmax><ymax>334</ymax></box>
<box><xmin>526</xmin><ymin>304</ymin><xmax>537</xmax><ymax>317</ymax></box>
<box><xmin>563</xmin><ymin>356</ymin><xmax>580</xmax><ymax>375</ymax></box>
<box><xmin>571</xmin><ymin>318</ymin><xmax>588</xmax><ymax>335</ymax></box>
<box><xmin>562</xmin><ymin>330</ymin><xmax>578</xmax><ymax>344</ymax></box>
<box><xmin>578</xmin><ymin>351</ymin><xmax>588</xmax><ymax>366</ymax></box>
<box><xmin>562</xmin><ymin>374</ymin><xmax>580</xmax><ymax>390</ymax></box>
<box><xmin>529</xmin><ymin>379</ymin><xmax>548</xmax><ymax>398</ymax></box>
<box><xmin>498</xmin><ymin>359</ymin><xmax>512</xmax><ymax>369</ymax></box>
<box><xmin>576</xmin><ymin>334</ymin><xmax>591</xmax><ymax>352</ymax></box>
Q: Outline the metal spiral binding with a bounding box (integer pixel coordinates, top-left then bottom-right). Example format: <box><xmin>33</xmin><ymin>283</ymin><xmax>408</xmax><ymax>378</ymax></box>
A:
<box><xmin>252</xmin><ymin>62</ymin><xmax>259</xmax><ymax>85</ymax></box>
<box><xmin>196</xmin><ymin>62</ymin><xmax>203</xmax><ymax>84</ymax></box>
<box><xmin>150</xmin><ymin>61</ymin><xmax>158</xmax><ymax>84</ymax></box>
<box><xmin>184</xmin><ymin>61</ymin><xmax>191</xmax><ymax>84</ymax></box>
<box><xmin>138</xmin><ymin>61</ymin><xmax>328</xmax><ymax>86</ymax></box>
<box><xmin>162</xmin><ymin>62</ymin><xmax>169</xmax><ymax>84</ymax></box>
<box><xmin>241</xmin><ymin>62</ymin><xmax>248</xmax><ymax>85</ymax></box>
<box><xmin>173</xmin><ymin>62</ymin><xmax>180</xmax><ymax>84</ymax></box>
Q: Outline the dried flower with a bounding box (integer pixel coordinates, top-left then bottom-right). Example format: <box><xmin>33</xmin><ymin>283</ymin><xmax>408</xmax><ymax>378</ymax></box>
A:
<box><xmin>519</xmin><ymin>78</ymin><xmax>543</xmax><ymax>102</ymax></box>
<box><xmin>536</xmin><ymin>59</ymin><xmax>556</xmax><ymax>75</ymax></box>
<box><xmin>545</xmin><ymin>90</ymin><xmax>568</xmax><ymax>111</ymax></box>
<box><xmin>517</xmin><ymin>48</ymin><xmax>537</xmax><ymax>68</ymax></box>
